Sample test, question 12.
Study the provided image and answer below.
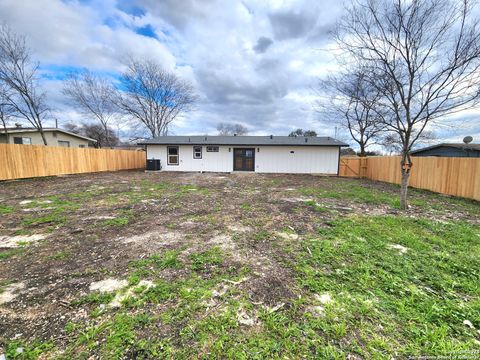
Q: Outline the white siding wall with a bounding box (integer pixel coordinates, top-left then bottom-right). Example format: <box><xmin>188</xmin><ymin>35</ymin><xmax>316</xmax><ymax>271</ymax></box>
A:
<box><xmin>146</xmin><ymin>145</ymin><xmax>339</xmax><ymax>174</ymax></box>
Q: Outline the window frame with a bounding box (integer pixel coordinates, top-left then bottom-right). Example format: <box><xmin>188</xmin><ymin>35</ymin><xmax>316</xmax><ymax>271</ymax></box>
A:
<box><xmin>13</xmin><ymin>137</ymin><xmax>32</xmax><ymax>145</ymax></box>
<box><xmin>58</xmin><ymin>140</ymin><xmax>70</xmax><ymax>148</ymax></box>
<box><xmin>193</xmin><ymin>145</ymin><xmax>202</xmax><ymax>159</ymax></box>
<box><xmin>167</xmin><ymin>146</ymin><xmax>179</xmax><ymax>165</ymax></box>
<box><xmin>206</xmin><ymin>146</ymin><xmax>219</xmax><ymax>152</ymax></box>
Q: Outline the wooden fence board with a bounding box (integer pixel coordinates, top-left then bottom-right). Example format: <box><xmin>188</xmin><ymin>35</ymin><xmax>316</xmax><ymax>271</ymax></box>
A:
<box><xmin>0</xmin><ymin>144</ymin><xmax>145</xmax><ymax>180</ymax></box>
<box><xmin>340</xmin><ymin>155</ymin><xmax>480</xmax><ymax>201</ymax></box>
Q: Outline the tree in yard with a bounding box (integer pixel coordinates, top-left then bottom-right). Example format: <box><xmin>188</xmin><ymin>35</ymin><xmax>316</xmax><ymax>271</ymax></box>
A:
<box><xmin>318</xmin><ymin>67</ymin><xmax>385</xmax><ymax>157</ymax></box>
<box><xmin>62</xmin><ymin>70</ymin><xmax>118</xmax><ymax>147</ymax></box>
<box><xmin>0</xmin><ymin>83</ymin><xmax>13</xmax><ymax>141</ymax></box>
<box><xmin>118</xmin><ymin>58</ymin><xmax>197</xmax><ymax>138</ymax></box>
<box><xmin>64</xmin><ymin>122</ymin><xmax>119</xmax><ymax>148</ymax></box>
<box><xmin>335</xmin><ymin>0</ymin><xmax>480</xmax><ymax>209</ymax></box>
<box><xmin>0</xmin><ymin>24</ymin><xmax>49</xmax><ymax>145</ymax></box>
<box><xmin>288</xmin><ymin>129</ymin><xmax>317</xmax><ymax>137</ymax></box>
<box><xmin>217</xmin><ymin>122</ymin><xmax>248</xmax><ymax>136</ymax></box>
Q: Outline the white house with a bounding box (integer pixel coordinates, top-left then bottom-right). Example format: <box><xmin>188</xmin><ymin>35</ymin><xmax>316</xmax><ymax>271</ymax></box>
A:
<box><xmin>140</xmin><ymin>135</ymin><xmax>349</xmax><ymax>175</ymax></box>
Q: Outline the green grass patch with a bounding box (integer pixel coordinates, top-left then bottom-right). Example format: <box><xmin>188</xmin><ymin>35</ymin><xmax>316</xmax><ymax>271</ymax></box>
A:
<box><xmin>101</xmin><ymin>209</ymin><xmax>134</xmax><ymax>227</ymax></box>
<box><xmin>189</xmin><ymin>246</ymin><xmax>224</xmax><ymax>271</ymax></box>
<box><xmin>300</xmin><ymin>184</ymin><xmax>400</xmax><ymax>208</ymax></box>
<box><xmin>0</xmin><ymin>204</ymin><xmax>14</xmax><ymax>215</ymax></box>
<box><xmin>5</xmin><ymin>340</ymin><xmax>55</xmax><ymax>359</ymax></box>
<box><xmin>290</xmin><ymin>215</ymin><xmax>480</xmax><ymax>357</ymax></box>
<box><xmin>0</xmin><ymin>248</ymin><xmax>24</xmax><ymax>261</ymax></box>
<box><xmin>129</xmin><ymin>250</ymin><xmax>182</xmax><ymax>278</ymax></box>
<box><xmin>71</xmin><ymin>292</ymin><xmax>116</xmax><ymax>306</ymax></box>
<box><xmin>240</xmin><ymin>203</ymin><xmax>252</xmax><ymax>211</ymax></box>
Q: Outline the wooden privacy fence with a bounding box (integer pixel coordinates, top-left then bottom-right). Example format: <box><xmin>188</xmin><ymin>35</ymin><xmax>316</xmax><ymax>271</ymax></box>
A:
<box><xmin>339</xmin><ymin>156</ymin><xmax>480</xmax><ymax>201</ymax></box>
<box><xmin>0</xmin><ymin>144</ymin><xmax>145</xmax><ymax>180</ymax></box>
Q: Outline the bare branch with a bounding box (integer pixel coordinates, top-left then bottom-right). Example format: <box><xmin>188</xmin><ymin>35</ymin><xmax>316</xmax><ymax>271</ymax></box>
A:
<box><xmin>0</xmin><ymin>23</ymin><xmax>49</xmax><ymax>144</ymax></box>
<box><xmin>117</xmin><ymin>58</ymin><xmax>197</xmax><ymax>138</ymax></box>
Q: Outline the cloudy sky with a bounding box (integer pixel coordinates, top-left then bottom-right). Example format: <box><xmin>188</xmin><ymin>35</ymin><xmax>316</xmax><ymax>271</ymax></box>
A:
<box><xmin>0</xmin><ymin>0</ymin><xmax>478</xmax><ymax>146</ymax></box>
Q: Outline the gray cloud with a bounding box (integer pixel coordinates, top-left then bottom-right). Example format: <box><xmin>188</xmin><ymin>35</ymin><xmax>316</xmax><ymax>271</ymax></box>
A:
<box><xmin>3</xmin><ymin>0</ymin><xmax>473</xmax><ymax>144</ymax></box>
<box><xmin>268</xmin><ymin>11</ymin><xmax>316</xmax><ymax>40</ymax></box>
<box><xmin>253</xmin><ymin>36</ymin><xmax>273</xmax><ymax>53</ymax></box>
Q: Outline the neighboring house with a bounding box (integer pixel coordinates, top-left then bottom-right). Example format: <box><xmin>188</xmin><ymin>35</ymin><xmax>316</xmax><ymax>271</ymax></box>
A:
<box><xmin>139</xmin><ymin>135</ymin><xmax>349</xmax><ymax>174</ymax></box>
<box><xmin>411</xmin><ymin>143</ymin><xmax>480</xmax><ymax>158</ymax></box>
<box><xmin>0</xmin><ymin>127</ymin><xmax>96</xmax><ymax>148</ymax></box>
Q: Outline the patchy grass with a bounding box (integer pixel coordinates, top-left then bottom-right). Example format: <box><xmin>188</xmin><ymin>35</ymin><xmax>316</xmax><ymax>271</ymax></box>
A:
<box><xmin>0</xmin><ymin>171</ymin><xmax>478</xmax><ymax>359</ymax></box>
<box><xmin>0</xmin><ymin>204</ymin><xmax>13</xmax><ymax>215</ymax></box>
<box><xmin>300</xmin><ymin>183</ymin><xmax>401</xmax><ymax>208</ymax></box>
<box><xmin>290</xmin><ymin>215</ymin><xmax>480</xmax><ymax>357</ymax></box>
<box><xmin>189</xmin><ymin>246</ymin><xmax>224</xmax><ymax>271</ymax></box>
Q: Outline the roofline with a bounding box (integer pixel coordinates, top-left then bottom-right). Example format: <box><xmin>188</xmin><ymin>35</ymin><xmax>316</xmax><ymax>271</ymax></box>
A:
<box><xmin>0</xmin><ymin>128</ymin><xmax>97</xmax><ymax>142</ymax></box>
<box><xmin>138</xmin><ymin>142</ymin><xmax>348</xmax><ymax>147</ymax></box>
<box><xmin>411</xmin><ymin>143</ymin><xmax>479</xmax><ymax>154</ymax></box>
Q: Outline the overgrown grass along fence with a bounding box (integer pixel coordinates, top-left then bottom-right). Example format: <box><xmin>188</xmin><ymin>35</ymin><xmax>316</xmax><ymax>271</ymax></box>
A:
<box><xmin>0</xmin><ymin>144</ymin><xmax>145</xmax><ymax>181</ymax></box>
<box><xmin>339</xmin><ymin>156</ymin><xmax>480</xmax><ymax>201</ymax></box>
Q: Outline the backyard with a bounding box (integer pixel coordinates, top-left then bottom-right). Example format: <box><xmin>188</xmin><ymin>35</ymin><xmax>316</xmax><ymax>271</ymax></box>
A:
<box><xmin>0</xmin><ymin>171</ymin><xmax>479</xmax><ymax>359</ymax></box>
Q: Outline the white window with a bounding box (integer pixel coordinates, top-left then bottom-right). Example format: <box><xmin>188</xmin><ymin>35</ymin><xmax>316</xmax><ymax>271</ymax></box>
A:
<box><xmin>193</xmin><ymin>146</ymin><xmax>202</xmax><ymax>159</ymax></box>
<box><xmin>167</xmin><ymin>146</ymin><xmax>179</xmax><ymax>165</ymax></box>
<box><xmin>58</xmin><ymin>141</ymin><xmax>70</xmax><ymax>147</ymax></box>
<box><xmin>206</xmin><ymin>146</ymin><xmax>219</xmax><ymax>152</ymax></box>
<box><xmin>79</xmin><ymin>145</ymin><xmax>86</xmax><ymax>148</ymax></box>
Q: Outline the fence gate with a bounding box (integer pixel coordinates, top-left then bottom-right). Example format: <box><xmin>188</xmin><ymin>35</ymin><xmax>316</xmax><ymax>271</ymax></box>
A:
<box><xmin>339</xmin><ymin>157</ymin><xmax>367</xmax><ymax>178</ymax></box>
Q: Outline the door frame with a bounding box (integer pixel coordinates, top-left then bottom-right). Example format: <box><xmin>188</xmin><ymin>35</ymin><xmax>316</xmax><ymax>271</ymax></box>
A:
<box><xmin>233</xmin><ymin>147</ymin><xmax>255</xmax><ymax>172</ymax></box>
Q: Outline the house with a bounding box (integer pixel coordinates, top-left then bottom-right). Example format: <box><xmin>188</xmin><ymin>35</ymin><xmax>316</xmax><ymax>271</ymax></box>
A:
<box><xmin>411</xmin><ymin>143</ymin><xmax>480</xmax><ymax>158</ymax></box>
<box><xmin>139</xmin><ymin>135</ymin><xmax>349</xmax><ymax>174</ymax></box>
<box><xmin>0</xmin><ymin>127</ymin><xmax>96</xmax><ymax>148</ymax></box>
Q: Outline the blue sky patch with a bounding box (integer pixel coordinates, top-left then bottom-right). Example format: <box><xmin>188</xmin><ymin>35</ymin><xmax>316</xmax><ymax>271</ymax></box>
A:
<box><xmin>136</xmin><ymin>24</ymin><xmax>157</xmax><ymax>39</ymax></box>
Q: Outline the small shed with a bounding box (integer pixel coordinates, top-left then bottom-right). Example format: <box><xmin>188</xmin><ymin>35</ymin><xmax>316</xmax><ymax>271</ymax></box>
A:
<box><xmin>139</xmin><ymin>135</ymin><xmax>349</xmax><ymax>174</ymax></box>
<box><xmin>411</xmin><ymin>143</ymin><xmax>480</xmax><ymax>158</ymax></box>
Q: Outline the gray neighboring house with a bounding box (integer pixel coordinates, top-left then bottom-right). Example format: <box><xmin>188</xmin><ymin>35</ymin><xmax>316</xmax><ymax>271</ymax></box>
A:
<box><xmin>411</xmin><ymin>143</ymin><xmax>480</xmax><ymax>158</ymax></box>
<box><xmin>139</xmin><ymin>135</ymin><xmax>349</xmax><ymax>174</ymax></box>
<box><xmin>0</xmin><ymin>127</ymin><xmax>96</xmax><ymax>148</ymax></box>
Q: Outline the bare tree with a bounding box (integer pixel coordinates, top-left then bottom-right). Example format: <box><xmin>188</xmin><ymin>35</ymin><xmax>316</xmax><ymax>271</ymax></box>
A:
<box><xmin>64</xmin><ymin>122</ymin><xmax>119</xmax><ymax>148</ymax></box>
<box><xmin>335</xmin><ymin>0</ymin><xmax>480</xmax><ymax>209</ymax></box>
<box><xmin>0</xmin><ymin>24</ymin><xmax>49</xmax><ymax>145</ymax></box>
<box><xmin>0</xmin><ymin>83</ymin><xmax>13</xmax><ymax>141</ymax></box>
<box><xmin>62</xmin><ymin>70</ymin><xmax>118</xmax><ymax>147</ymax></box>
<box><xmin>217</xmin><ymin>122</ymin><xmax>248</xmax><ymax>135</ymax></box>
<box><xmin>118</xmin><ymin>58</ymin><xmax>197</xmax><ymax>138</ymax></box>
<box><xmin>318</xmin><ymin>68</ymin><xmax>385</xmax><ymax>156</ymax></box>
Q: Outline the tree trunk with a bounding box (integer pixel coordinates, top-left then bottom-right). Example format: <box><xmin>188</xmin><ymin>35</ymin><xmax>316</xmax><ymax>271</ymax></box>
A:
<box><xmin>1</xmin><ymin>118</ymin><xmax>8</xmax><ymax>143</ymax></box>
<box><xmin>400</xmin><ymin>169</ymin><xmax>410</xmax><ymax>210</ymax></box>
<box><xmin>359</xmin><ymin>144</ymin><xmax>366</xmax><ymax>157</ymax></box>
<box><xmin>39</xmin><ymin>129</ymin><xmax>48</xmax><ymax>145</ymax></box>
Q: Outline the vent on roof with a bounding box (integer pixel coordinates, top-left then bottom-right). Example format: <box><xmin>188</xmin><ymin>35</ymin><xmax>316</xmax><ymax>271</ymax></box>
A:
<box><xmin>234</xmin><ymin>133</ymin><xmax>237</xmax><ymax>136</ymax></box>
<box><xmin>270</xmin><ymin>135</ymin><xmax>273</xmax><ymax>139</ymax></box>
<box><xmin>15</xmin><ymin>123</ymin><xmax>22</xmax><ymax>128</ymax></box>
<box><xmin>204</xmin><ymin>136</ymin><xmax>207</xmax><ymax>141</ymax></box>
<box><xmin>305</xmin><ymin>138</ymin><xmax>308</xmax><ymax>143</ymax></box>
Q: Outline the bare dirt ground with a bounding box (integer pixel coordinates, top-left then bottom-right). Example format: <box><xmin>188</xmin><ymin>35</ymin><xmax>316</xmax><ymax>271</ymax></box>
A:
<box><xmin>0</xmin><ymin>170</ymin><xmax>478</xmax><ymax>359</ymax></box>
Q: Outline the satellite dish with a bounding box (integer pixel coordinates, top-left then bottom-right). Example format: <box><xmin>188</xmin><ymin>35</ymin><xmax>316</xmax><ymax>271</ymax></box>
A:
<box><xmin>463</xmin><ymin>136</ymin><xmax>473</xmax><ymax>144</ymax></box>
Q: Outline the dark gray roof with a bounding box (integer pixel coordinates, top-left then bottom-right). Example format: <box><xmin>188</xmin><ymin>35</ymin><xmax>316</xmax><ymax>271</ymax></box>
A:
<box><xmin>139</xmin><ymin>135</ymin><xmax>349</xmax><ymax>147</ymax></box>
<box><xmin>411</xmin><ymin>143</ymin><xmax>480</xmax><ymax>154</ymax></box>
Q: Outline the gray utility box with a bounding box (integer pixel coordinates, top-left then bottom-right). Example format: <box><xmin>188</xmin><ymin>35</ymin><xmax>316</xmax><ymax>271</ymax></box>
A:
<box><xmin>146</xmin><ymin>159</ymin><xmax>161</xmax><ymax>171</ymax></box>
